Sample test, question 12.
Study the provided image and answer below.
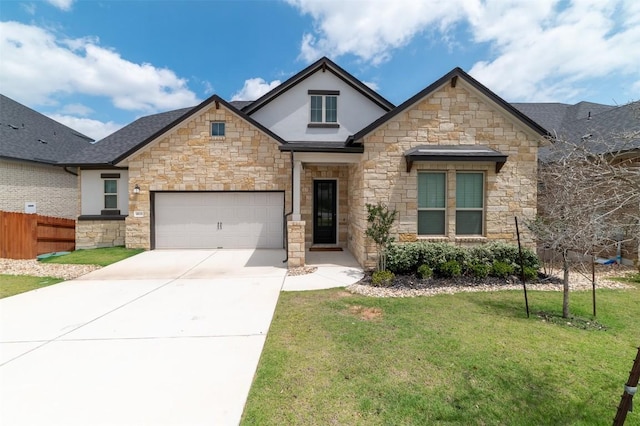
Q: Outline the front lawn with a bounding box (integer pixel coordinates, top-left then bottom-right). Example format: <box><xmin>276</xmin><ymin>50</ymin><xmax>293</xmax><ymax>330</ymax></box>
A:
<box><xmin>242</xmin><ymin>283</ymin><xmax>639</xmax><ymax>425</ymax></box>
<box><xmin>0</xmin><ymin>275</ymin><xmax>63</xmax><ymax>298</ymax></box>
<box><xmin>39</xmin><ymin>246</ymin><xmax>143</xmax><ymax>266</ymax></box>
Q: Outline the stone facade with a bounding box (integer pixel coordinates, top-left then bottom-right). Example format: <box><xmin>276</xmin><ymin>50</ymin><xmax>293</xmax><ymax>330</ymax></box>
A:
<box><xmin>287</xmin><ymin>221</ymin><xmax>305</xmax><ymax>267</ymax></box>
<box><xmin>76</xmin><ymin>219</ymin><xmax>126</xmax><ymax>249</ymax></box>
<box><xmin>125</xmin><ymin>103</ymin><xmax>291</xmax><ymax>249</ymax></box>
<box><xmin>300</xmin><ymin>165</ymin><xmax>349</xmax><ymax>247</ymax></box>
<box><xmin>349</xmin><ymin>82</ymin><xmax>541</xmax><ymax>269</ymax></box>
<box><xmin>1</xmin><ymin>159</ymin><xmax>78</xmax><ymax>219</ymax></box>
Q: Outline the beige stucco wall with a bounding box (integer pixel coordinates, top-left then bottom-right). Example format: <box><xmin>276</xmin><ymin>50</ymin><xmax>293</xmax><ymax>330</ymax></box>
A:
<box><xmin>350</xmin><ymin>81</ymin><xmax>541</xmax><ymax>269</ymax></box>
<box><xmin>0</xmin><ymin>159</ymin><xmax>78</xmax><ymax>219</ymax></box>
<box><xmin>125</xmin><ymin>103</ymin><xmax>291</xmax><ymax>249</ymax></box>
<box><xmin>300</xmin><ymin>165</ymin><xmax>349</xmax><ymax>247</ymax></box>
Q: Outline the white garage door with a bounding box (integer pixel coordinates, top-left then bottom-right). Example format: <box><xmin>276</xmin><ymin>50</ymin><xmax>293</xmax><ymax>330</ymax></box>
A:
<box><xmin>154</xmin><ymin>192</ymin><xmax>284</xmax><ymax>249</ymax></box>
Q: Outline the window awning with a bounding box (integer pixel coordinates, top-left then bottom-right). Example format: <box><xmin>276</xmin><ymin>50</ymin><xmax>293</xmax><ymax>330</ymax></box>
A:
<box><xmin>404</xmin><ymin>145</ymin><xmax>508</xmax><ymax>173</ymax></box>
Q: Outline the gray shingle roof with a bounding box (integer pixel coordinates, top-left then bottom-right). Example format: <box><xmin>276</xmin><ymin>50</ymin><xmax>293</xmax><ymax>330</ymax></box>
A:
<box><xmin>511</xmin><ymin>100</ymin><xmax>640</xmax><ymax>161</ymax></box>
<box><xmin>0</xmin><ymin>94</ymin><xmax>94</xmax><ymax>164</ymax></box>
<box><xmin>63</xmin><ymin>107</ymin><xmax>194</xmax><ymax>165</ymax></box>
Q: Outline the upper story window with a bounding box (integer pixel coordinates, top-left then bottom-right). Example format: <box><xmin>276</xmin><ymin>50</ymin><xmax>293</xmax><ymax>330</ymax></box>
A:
<box><xmin>308</xmin><ymin>90</ymin><xmax>339</xmax><ymax>127</ymax></box>
<box><xmin>211</xmin><ymin>122</ymin><xmax>225</xmax><ymax>136</ymax></box>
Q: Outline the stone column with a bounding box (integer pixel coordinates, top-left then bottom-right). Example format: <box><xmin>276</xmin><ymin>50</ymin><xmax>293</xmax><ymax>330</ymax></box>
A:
<box><xmin>287</xmin><ymin>220</ymin><xmax>306</xmax><ymax>268</ymax></box>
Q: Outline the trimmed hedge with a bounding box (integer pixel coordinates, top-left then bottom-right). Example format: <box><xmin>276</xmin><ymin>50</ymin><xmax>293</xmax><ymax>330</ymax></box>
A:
<box><xmin>385</xmin><ymin>241</ymin><xmax>539</xmax><ymax>278</ymax></box>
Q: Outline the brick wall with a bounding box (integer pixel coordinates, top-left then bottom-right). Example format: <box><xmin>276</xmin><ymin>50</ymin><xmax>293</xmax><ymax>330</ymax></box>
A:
<box><xmin>0</xmin><ymin>159</ymin><xmax>78</xmax><ymax>219</ymax></box>
<box><xmin>125</xmin><ymin>104</ymin><xmax>291</xmax><ymax>249</ymax></box>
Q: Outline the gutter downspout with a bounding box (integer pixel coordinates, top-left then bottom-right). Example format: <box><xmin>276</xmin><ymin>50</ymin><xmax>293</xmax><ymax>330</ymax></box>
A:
<box><xmin>283</xmin><ymin>150</ymin><xmax>294</xmax><ymax>263</ymax></box>
<box><xmin>63</xmin><ymin>166</ymin><xmax>78</xmax><ymax>176</ymax></box>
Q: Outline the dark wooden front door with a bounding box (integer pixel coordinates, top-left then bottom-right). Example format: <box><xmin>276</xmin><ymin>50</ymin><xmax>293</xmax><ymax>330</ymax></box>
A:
<box><xmin>313</xmin><ymin>180</ymin><xmax>337</xmax><ymax>244</ymax></box>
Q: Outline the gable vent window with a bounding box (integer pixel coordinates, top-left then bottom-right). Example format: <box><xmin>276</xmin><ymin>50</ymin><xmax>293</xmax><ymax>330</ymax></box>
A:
<box><xmin>308</xmin><ymin>90</ymin><xmax>339</xmax><ymax>128</ymax></box>
<box><xmin>211</xmin><ymin>122</ymin><xmax>226</xmax><ymax>137</ymax></box>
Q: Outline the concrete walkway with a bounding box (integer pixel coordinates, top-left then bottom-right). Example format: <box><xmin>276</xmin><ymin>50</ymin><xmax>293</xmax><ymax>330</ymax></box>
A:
<box><xmin>0</xmin><ymin>249</ymin><xmax>363</xmax><ymax>426</ymax></box>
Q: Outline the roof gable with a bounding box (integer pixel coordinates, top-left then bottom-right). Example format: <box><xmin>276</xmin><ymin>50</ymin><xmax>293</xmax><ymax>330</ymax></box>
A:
<box><xmin>63</xmin><ymin>95</ymin><xmax>287</xmax><ymax>166</ymax></box>
<box><xmin>350</xmin><ymin>68</ymin><xmax>548</xmax><ymax>144</ymax></box>
<box><xmin>242</xmin><ymin>57</ymin><xmax>395</xmax><ymax>115</ymax></box>
<box><xmin>0</xmin><ymin>94</ymin><xmax>94</xmax><ymax>165</ymax></box>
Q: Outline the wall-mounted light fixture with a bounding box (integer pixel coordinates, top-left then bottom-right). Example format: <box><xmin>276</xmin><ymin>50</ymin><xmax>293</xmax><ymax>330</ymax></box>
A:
<box><xmin>133</xmin><ymin>184</ymin><xmax>140</xmax><ymax>194</ymax></box>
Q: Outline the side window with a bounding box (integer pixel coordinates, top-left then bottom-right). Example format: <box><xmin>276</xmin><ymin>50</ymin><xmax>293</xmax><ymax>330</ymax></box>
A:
<box><xmin>417</xmin><ymin>172</ymin><xmax>446</xmax><ymax>235</ymax></box>
<box><xmin>104</xmin><ymin>179</ymin><xmax>118</xmax><ymax>209</ymax></box>
<box><xmin>456</xmin><ymin>172</ymin><xmax>484</xmax><ymax>235</ymax></box>
<box><xmin>310</xmin><ymin>96</ymin><xmax>323</xmax><ymax>123</ymax></box>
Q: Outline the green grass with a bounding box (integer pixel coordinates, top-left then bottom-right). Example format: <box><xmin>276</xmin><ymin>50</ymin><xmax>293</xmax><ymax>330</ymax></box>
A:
<box><xmin>0</xmin><ymin>275</ymin><xmax>63</xmax><ymax>298</ymax></box>
<box><xmin>242</xmin><ymin>282</ymin><xmax>640</xmax><ymax>425</ymax></box>
<box><xmin>39</xmin><ymin>246</ymin><xmax>143</xmax><ymax>266</ymax></box>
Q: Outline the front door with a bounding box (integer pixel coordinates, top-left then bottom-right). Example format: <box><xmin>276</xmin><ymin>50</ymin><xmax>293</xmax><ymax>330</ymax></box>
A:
<box><xmin>313</xmin><ymin>180</ymin><xmax>337</xmax><ymax>244</ymax></box>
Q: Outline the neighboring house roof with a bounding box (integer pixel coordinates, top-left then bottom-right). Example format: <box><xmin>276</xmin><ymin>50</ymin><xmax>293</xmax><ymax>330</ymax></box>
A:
<box><xmin>349</xmin><ymin>67</ymin><xmax>548</xmax><ymax>145</ymax></box>
<box><xmin>512</xmin><ymin>101</ymin><xmax>615</xmax><ymax>137</ymax></box>
<box><xmin>524</xmin><ymin>101</ymin><xmax>640</xmax><ymax>162</ymax></box>
<box><xmin>0</xmin><ymin>94</ymin><xmax>94</xmax><ymax>165</ymax></box>
<box><xmin>63</xmin><ymin>95</ymin><xmax>287</xmax><ymax>166</ymax></box>
<box><xmin>241</xmin><ymin>56</ymin><xmax>395</xmax><ymax>115</ymax></box>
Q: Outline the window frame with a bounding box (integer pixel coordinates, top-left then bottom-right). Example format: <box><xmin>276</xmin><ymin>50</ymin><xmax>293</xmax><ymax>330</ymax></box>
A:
<box><xmin>455</xmin><ymin>172</ymin><xmax>485</xmax><ymax>236</ymax></box>
<box><xmin>103</xmin><ymin>179</ymin><xmax>118</xmax><ymax>210</ymax></box>
<box><xmin>211</xmin><ymin>121</ymin><xmax>226</xmax><ymax>137</ymax></box>
<box><xmin>417</xmin><ymin>172</ymin><xmax>447</xmax><ymax>236</ymax></box>
<box><xmin>308</xmin><ymin>90</ymin><xmax>339</xmax><ymax>126</ymax></box>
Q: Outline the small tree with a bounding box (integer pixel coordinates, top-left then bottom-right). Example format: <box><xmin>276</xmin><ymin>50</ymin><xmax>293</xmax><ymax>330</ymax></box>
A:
<box><xmin>529</xmin><ymin>105</ymin><xmax>639</xmax><ymax>318</ymax></box>
<box><xmin>365</xmin><ymin>202</ymin><xmax>398</xmax><ymax>271</ymax></box>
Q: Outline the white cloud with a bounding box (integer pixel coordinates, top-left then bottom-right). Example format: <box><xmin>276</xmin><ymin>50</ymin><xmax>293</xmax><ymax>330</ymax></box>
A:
<box><xmin>286</xmin><ymin>0</ymin><xmax>464</xmax><ymax>65</ymax></box>
<box><xmin>47</xmin><ymin>114</ymin><xmax>123</xmax><ymax>141</ymax></box>
<box><xmin>286</xmin><ymin>0</ymin><xmax>640</xmax><ymax>102</ymax></box>
<box><xmin>231</xmin><ymin>78</ymin><xmax>281</xmax><ymax>101</ymax></box>
<box><xmin>45</xmin><ymin>0</ymin><xmax>74</xmax><ymax>11</ymax></box>
<box><xmin>0</xmin><ymin>21</ymin><xmax>200</xmax><ymax>112</ymax></box>
<box><xmin>363</xmin><ymin>81</ymin><xmax>380</xmax><ymax>91</ymax></box>
<box><xmin>59</xmin><ymin>103</ymin><xmax>94</xmax><ymax>116</ymax></box>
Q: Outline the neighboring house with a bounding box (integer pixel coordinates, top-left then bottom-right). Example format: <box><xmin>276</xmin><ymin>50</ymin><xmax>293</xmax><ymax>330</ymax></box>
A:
<box><xmin>0</xmin><ymin>94</ymin><xmax>94</xmax><ymax>219</ymax></box>
<box><xmin>63</xmin><ymin>57</ymin><xmax>547</xmax><ymax>268</ymax></box>
<box><xmin>514</xmin><ymin>101</ymin><xmax>640</xmax><ymax>264</ymax></box>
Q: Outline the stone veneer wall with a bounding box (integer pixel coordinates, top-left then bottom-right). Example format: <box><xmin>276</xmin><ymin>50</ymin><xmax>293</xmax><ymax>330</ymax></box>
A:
<box><xmin>287</xmin><ymin>221</ymin><xmax>305</xmax><ymax>267</ymax></box>
<box><xmin>125</xmin><ymin>104</ymin><xmax>291</xmax><ymax>249</ymax></box>
<box><xmin>0</xmin><ymin>159</ymin><xmax>78</xmax><ymax>219</ymax></box>
<box><xmin>300</xmin><ymin>165</ymin><xmax>349</xmax><ymax>246</ymax></box>
<box><xmin>76</xmin><ymin>220</ymin><xmax>126</xmax><ymax>249</ymax></box>
<box><xmin>350</xmin><ymin>82</ymin><xmax>540</xmax><ymax>270</ymax></box>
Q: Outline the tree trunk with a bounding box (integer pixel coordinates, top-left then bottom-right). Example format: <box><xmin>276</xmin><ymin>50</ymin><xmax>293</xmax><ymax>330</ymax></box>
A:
<box><xmin>562</xmin><ymin>250</ymin><xmax>570</xmax><ymax>318</ymax></box>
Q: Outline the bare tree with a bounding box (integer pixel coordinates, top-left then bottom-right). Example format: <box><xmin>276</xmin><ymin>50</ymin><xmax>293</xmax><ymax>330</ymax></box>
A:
<box><xmin>528</xmin><ymin>104</ymin><xmax>639</xmax><ymax>318</ymax></box>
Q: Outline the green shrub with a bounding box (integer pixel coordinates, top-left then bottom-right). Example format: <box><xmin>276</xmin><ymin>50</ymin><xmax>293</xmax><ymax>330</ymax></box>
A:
<box><xmin>371</xmin><ymin>270</ymin><xmax>395</xmax><ymax>287</ymax></box>
<box><xmin>417</xmin><ymin>264</ymin><xmax>433</xmax><ymax>279</ymax></box>
<box><xmin>491</xmin><ymin>261</ymin><xmax>515</xmax><ymax>278</ymax></box>
<box><xmin>468</xmin><ymin>262</ymin><xmax>490</xmax><ymax>279</ymax></box>
<box><xmin>385</xmin><ymin>241</ymin><xmax>539</xmax><ymax>278</ymax></box>
<box><xmin>437</xmin><ymin>260</ymin><xmax>462</xmax><ymax>278</ymax></box>
<box><xmin>517</xmin><ymin>266</ymin><xmax>539</xmax><ymax>281</ymax></box>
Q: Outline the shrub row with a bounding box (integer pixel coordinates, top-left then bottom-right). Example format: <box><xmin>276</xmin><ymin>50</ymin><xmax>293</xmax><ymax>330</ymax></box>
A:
<box><xmin>385</xmin><ymin>241</ymin><xmax>539</xmax><ymax>279</ymax></box>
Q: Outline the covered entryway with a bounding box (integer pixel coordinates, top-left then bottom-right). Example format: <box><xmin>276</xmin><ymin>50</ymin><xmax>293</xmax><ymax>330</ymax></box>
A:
<box><xmin>153</xmin><ymin>192</ymin><xmax>284</xmax><ymax>249</ymax></box>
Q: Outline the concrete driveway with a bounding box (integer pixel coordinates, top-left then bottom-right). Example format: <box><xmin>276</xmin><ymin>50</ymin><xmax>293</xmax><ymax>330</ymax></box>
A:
<box><xmin>0</xmin><ymin>249</ymin><xmax>288</xmax><ymax>426</ymax></box>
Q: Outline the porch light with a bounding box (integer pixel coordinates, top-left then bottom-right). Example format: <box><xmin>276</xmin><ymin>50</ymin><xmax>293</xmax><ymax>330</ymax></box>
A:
<box><xmin>133</xmin><ymin>184</ymin><xmax>140</xmax><ymax>194</ymax></box>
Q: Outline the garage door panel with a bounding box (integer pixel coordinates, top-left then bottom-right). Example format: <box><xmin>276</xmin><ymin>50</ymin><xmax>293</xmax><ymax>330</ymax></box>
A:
<box><xmin>154</xmin><ymin>192</ymin><xmax>283</xmax><ymax>249</ymax></box>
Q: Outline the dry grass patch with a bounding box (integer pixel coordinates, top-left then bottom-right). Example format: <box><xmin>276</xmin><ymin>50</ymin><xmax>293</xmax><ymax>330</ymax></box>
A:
<box><xmin>347</xmin><ymin>305</ymin><xmax>383</xmax><ymax>321</ymax></box>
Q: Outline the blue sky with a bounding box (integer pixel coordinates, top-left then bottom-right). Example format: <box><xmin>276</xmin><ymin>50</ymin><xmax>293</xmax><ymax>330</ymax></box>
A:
<box><xmin>1</xmin><ymin>0</ymin><xmax>638</xmax><ymax>140</ymax></box>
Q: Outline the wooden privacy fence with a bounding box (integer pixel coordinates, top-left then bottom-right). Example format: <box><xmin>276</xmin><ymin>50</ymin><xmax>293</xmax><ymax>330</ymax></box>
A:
<box><xmin>0</xmin><ymin>211</ymin><xmax>75</xmax><ymax>259</ymax></box>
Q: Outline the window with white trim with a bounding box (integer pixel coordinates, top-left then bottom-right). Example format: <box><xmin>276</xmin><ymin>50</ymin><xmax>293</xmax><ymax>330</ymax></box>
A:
<box><xmin>455</xmin><ymin>172</ymin><xmax>484</xmax><ymax>235</ymax></box>
<box><xmin>308</xmin><ymin>90</ymin><xmax>339</xmax><ymax>125</ymax></box>
<box><xmin>104</xmin><ymin>179</ymin><xmax>118</xmax><ymax>210</ymax></box>
<box><xmin>417</xmin><ymin>172</ymin><xmax>446</xmax><ymax>235</ymax></box>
